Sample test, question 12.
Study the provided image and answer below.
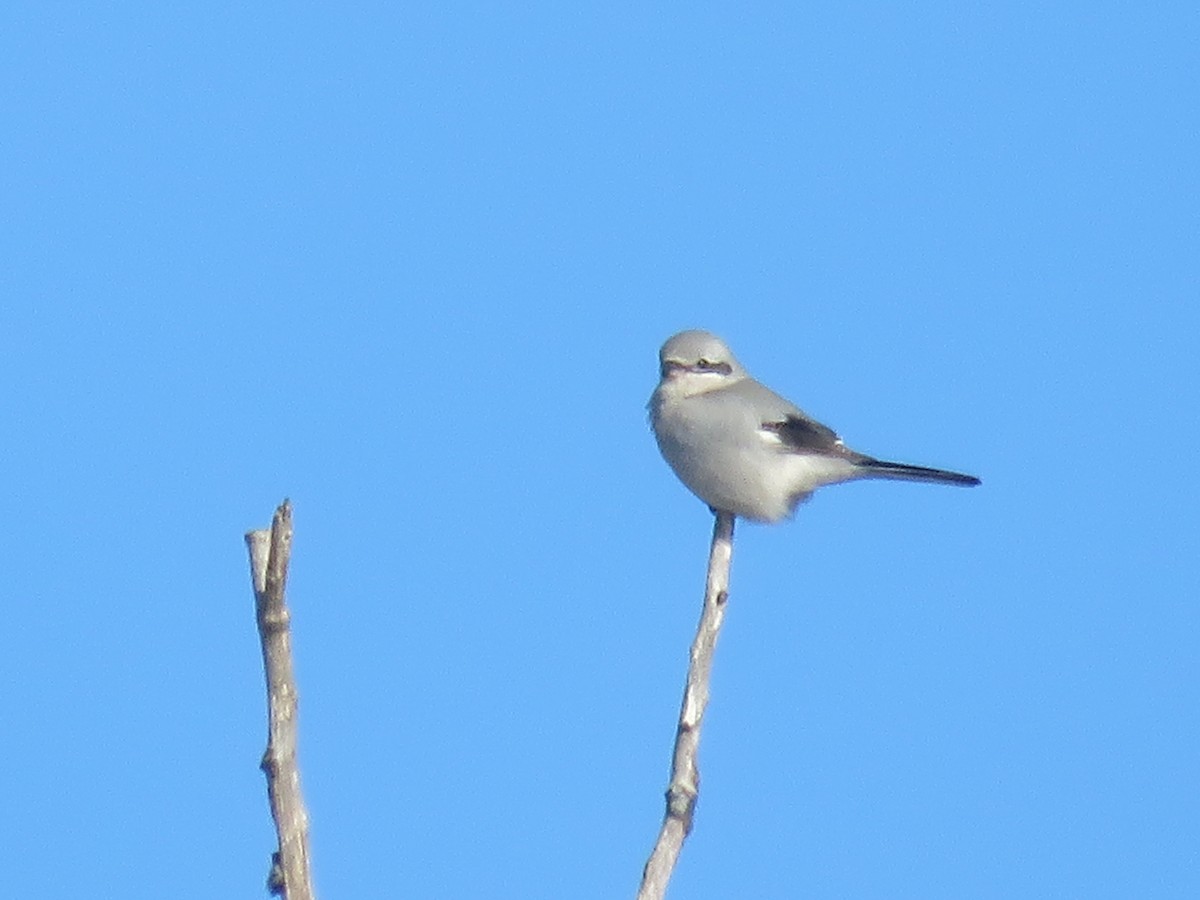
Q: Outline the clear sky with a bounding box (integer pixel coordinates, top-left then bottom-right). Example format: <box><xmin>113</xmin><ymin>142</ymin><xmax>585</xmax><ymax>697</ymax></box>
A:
<box><xmin>2</xmin><ymin>4</ymin><xmax>1196</xmax><ymax>898</ymax></box>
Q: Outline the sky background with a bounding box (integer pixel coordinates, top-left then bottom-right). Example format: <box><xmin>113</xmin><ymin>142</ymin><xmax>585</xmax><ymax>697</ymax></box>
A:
<box><xmin>2</xmin><ymin>3</ymin><xmax>1197</xmax><ymax>898</ymax></box>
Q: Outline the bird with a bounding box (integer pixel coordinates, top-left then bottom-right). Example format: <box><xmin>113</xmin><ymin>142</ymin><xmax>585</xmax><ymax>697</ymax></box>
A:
<box><xmin>648</xmin><ymin>329</ymin><xmax>980</xmax><ymax>523</ymax></box>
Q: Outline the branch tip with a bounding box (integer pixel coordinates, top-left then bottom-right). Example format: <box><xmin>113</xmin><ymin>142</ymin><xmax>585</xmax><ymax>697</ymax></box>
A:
<box><xmin>636</xmin><ymin>511</ymin><xmax>736</xmax><ymax>899</ymax></box>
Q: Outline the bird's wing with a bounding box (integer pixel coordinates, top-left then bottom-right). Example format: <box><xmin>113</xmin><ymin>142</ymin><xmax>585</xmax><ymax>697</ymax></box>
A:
<box><xmin>724</xmin><ymin>379</ymin><xmax>854</xmax><ymax>456</ymax></box>
<box><xmin>761</xmin><ymin>413</ymin><xmax>848</xmax><ymax>454</ymax></box>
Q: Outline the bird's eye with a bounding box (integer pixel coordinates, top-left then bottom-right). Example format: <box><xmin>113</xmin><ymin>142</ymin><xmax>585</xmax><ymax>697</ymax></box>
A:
<box><xmin>697</xmin><ymin>358</ymin><xmax>712</xmax><ymax>369</ymax></box>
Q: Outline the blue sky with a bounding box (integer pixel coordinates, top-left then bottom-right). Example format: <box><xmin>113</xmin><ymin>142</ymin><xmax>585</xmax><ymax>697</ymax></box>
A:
<box><xmin>2</xmin><ymin>4</ymin><xmax>1196</xmax><ymax>898</ymax></box>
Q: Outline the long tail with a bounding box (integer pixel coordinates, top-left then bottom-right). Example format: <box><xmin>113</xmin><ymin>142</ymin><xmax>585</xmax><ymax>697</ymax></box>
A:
<box><xmin>860</xmin><ymin>458</ymin><xmax>981</xmax><ymax>487</ymax></box>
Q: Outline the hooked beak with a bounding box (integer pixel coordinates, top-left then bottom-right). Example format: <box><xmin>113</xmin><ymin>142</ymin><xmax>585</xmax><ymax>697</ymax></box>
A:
<box><xmin>660</xmin><ymin>359</ymin><xmax>688</xmax><ymax>379</ymax></box>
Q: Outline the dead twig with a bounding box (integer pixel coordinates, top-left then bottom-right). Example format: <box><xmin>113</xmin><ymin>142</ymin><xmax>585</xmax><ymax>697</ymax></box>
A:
<box><xmin>638</xmin><ymin>510</ymin><xmax>736</xmax><ymax>899</ymax></box>
<box><xmin>245</xmin><ymin>500</ymin><xmax>316</xmax><ymax>900</ymax></box>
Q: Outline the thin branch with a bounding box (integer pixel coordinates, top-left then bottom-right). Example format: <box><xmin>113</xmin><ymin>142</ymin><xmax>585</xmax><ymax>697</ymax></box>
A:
<box><xmin>638</xmin><ymin>511</ymin><xmax>736</xmax><ymax>900</ymax></box>
<box><xmin>246</xmin><ymin>500</ymin><xmax>317</xmax><ymax>900</ymax></box>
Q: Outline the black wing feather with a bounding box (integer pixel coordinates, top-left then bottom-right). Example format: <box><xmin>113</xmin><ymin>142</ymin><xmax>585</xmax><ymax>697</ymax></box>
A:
<box><xmin>761</xmin><ymin>414</ymin><xmax>845</xmax><ymax>454</ymax></box>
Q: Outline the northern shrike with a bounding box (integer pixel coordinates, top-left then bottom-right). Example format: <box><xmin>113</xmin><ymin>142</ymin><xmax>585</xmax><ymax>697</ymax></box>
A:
<box><xmin>649</xmin><ymin>330</ymin><xmax>980</xmax><ymax>522</ymax></box>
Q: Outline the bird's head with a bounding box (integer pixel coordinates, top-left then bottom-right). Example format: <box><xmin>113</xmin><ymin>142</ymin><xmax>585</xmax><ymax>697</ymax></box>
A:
<box><xmin>656</xmin><ymin>329</ymin><xmax>747</xmax><ymax>397</ymax></box>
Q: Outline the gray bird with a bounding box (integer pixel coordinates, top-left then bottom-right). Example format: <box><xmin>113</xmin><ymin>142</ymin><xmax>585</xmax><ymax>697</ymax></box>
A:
<box><xmin>649</xmin><ymin>329</ymin><xmax>980</xmax><ymax>522</ymax></box>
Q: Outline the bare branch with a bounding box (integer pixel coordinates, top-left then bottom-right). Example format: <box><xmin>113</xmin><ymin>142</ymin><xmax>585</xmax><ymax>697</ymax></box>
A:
<box><xmin>246</xmin><ymin>500</ymin><xmax>317</xmax><ymax>900</ymax></box>
<box><xmin>638</xmin><ymin>511</ymin><xmax>736</xmax><ymax>900</ymax></box>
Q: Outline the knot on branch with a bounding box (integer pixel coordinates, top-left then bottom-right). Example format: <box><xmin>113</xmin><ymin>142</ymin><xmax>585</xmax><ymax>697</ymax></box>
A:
<box><xmin>267</xmin><ymin>851</ymin><xmax>285</xmax><ymax>895</ymax></box>
<box><xmin>260</xmin><ymin>749</ymin><xmax>278</xmax><ymax>776</ymax></box>
<box><xmin>260</xmin><ymin>607</ymin><xmax>292</xmax><ymax>633</ymax></box>
<box><xmin>665</xmin><ymin>784</ymin><xmax>698</xmax><ymax>835</ymax></box>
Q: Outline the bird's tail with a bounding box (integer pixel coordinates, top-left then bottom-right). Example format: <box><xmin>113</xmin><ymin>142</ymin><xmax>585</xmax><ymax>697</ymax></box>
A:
<box><xmin>861</xmin><ymin>459</ymin><xmax>981</xmax><ymax>487</ymax></box>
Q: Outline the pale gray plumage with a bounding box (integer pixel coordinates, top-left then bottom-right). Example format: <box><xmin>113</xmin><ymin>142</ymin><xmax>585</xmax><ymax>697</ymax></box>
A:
<box><xmin>648</xmin><ymin>329</ymin><xmax>979</xmax><ymax>522</ymax></box>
